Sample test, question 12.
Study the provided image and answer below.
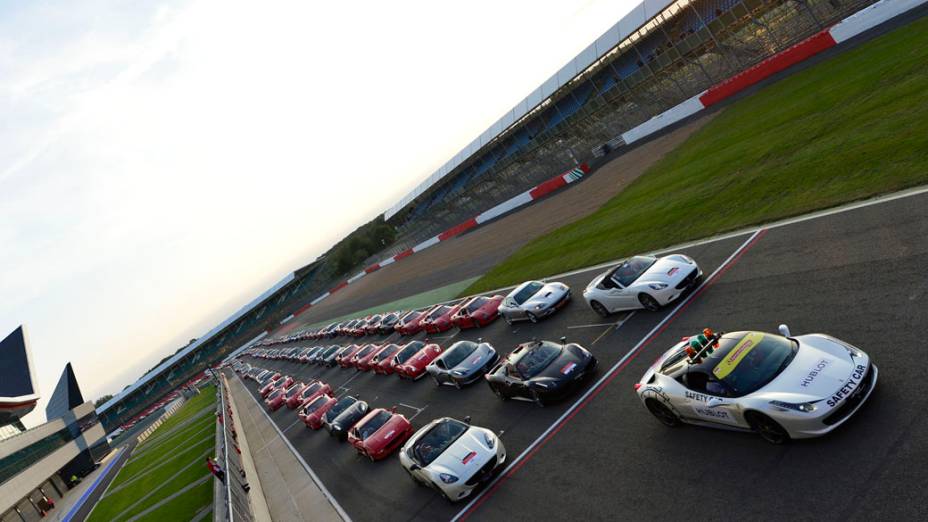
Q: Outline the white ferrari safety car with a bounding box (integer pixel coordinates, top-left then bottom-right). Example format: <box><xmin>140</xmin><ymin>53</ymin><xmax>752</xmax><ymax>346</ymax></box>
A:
<box><xmin>399</xmin><ymin>416</ymin><xmax>506</xmax><ymax>501</ymax></box>
<box><xmin>635</xmin><ymin>326</ymin><xmax>877</xmax><ymax>444</ymax></box>
<box><xmin>582</xmin><ymin>254</ymin><xmax>701</xmax><ymax>315</ymax></box>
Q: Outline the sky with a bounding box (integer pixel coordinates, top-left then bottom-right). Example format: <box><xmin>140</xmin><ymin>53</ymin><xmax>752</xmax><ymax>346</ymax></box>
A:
<box><xmin>1</xmin><ymin>0</ymin><xmax>638</xmax><ymax>427</ymax></box>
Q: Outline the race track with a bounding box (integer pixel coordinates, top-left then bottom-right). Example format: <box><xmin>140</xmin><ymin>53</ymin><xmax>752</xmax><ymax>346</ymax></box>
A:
<box><xmin>235</xmin><ymin>188</ymin><xmax>928</xmax><ymax>521</ymax></box>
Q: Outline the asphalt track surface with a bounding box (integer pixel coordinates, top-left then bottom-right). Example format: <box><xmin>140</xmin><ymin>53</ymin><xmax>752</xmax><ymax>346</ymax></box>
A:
<box><xmin>234</xmin><ymin>189</ymin><xmax>928</xmax><ymax>521</ymax></box>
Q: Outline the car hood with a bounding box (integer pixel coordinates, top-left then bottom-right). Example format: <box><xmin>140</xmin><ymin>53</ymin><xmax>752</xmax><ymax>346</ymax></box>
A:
<box><xmin>636</xmin><ymin>256</ymin><xmax>694</xmax><ymax>286</ymax></box>
<box><xmin>522</xmin><ymin>284</ymin><xmax>568</xmax><ymax>309</ymax></box>
<box><xmin>428</xmin><ymin>427</ymin><xmax>495</xmax><ymax>477</ymax></box>
<box><xmin>451</xmin><ymin>344</ymin><xmax>496</xmax><ymax>373</ymax></box>
<box><xmin>534</xmin><ymin>346</ymin><xmax>591</xmax><ymax>381</ymax></box>
<box><xmin>761</xmin><ymin>334</ymin><xmax>866</xmax><ymax>400</ymax></box>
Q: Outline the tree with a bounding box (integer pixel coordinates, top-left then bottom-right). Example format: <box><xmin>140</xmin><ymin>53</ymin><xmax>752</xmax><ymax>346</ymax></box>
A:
<box><xmin>95</xmin><ymin>394</ymin><xmax>113</xmax><ymax>407</ymax></box>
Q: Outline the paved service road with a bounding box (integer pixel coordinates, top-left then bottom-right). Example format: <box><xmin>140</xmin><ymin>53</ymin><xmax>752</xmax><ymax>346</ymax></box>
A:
<box><xmin>237</xmin><ymin>189</ymin><xmax>928</xmax><ymax>522</ymax></box>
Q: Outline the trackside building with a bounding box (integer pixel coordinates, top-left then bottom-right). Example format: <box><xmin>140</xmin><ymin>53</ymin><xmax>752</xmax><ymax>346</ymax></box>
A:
<box><xmin>0</xmin><ymin>328</ymin><xmax>109</xmax><ymax>522</ymax></box>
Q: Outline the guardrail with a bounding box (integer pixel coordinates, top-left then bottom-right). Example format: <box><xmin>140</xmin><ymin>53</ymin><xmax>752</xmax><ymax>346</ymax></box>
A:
<box><xmin>217</xmin><ymin>379</ymin><xmax>254</xmax><ymax>521</ymax></box>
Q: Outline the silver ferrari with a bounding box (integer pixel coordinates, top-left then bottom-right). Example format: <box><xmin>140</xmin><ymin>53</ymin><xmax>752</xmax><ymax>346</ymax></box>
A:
<box><xmin>498</xmin><ymin>280</ymin><xmax>570</xmax><ymax>324</ymax></box>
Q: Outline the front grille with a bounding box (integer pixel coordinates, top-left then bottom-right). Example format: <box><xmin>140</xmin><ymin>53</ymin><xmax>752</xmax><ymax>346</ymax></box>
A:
<box><xmin>823</xmin><ymin>365</ymin><xmax>874</xmax><ymax>426</ymax></box>
<box><xmin>675</xmin><ymin>268</ymin><xmax>699</xmax><ymax>290</ymax></box>
<box><xmin>465</xmin><ymin>457</ymin><xmax>499</xmax><ymax>486</ymax></box>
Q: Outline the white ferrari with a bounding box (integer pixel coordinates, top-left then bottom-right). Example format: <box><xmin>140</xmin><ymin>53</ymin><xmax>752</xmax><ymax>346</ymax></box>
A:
<box><xmin>582</xmin><ymin>254</ymin><xmax>701</xmax><ymax>315</ymax></box>
<box><xmin>635</xmin><ymin>326</ymin><xmax>878</xmax><ymax>444</ymax></box>
<box><xmin>399</xmin><ymin>416</ymin><xmax>506</xmax><ymax>501</ymax></box>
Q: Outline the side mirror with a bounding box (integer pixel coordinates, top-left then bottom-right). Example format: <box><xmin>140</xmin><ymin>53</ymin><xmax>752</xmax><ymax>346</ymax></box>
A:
<box><xmin>778</xmin><ymin>324</ymin><xmax>791</xmax><ymax>337</ymax></box>
<box><xmin>560</xmin><ymin>336</ymin><xmax>567</xmax><ymax>343</ymax></box>
<box><xmin>463</xmin><ymin>415</ymin><xmax>472</xmax><ymax>425</ymax></box>
<box><xmin>477</xmin><ymin>337</ymin><xmax>483</xmax><ymax>343</ymax></box>
<box><xmin>707</xmin><ymin>398</ymin><xmax>725</xmax><ymax>409</ymax></box>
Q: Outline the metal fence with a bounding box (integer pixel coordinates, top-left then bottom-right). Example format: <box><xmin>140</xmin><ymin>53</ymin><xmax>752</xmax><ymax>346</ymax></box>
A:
<box><xmin>216</xmin><ymin>380</ymin><xmax>254</xmax><ymax>522</ymax></box>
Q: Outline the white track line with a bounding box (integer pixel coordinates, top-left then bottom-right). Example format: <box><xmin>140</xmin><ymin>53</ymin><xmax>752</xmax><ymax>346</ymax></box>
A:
<box><xmin>450</xmin><ymin>228</ymin><xmax>764</xmax><ymax>522</ymax></box>
<box><xmin>234</xmin><ymin>373</ymin><xmax>353</xmax><ymax>522</ymax></box>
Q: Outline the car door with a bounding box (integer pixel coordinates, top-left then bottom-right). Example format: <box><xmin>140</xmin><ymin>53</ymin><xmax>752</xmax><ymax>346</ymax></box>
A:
<box><xmin>599</xmin><ymin>277</ymin><xmax>633</xmax><ymax>312</ymax></box>
<box><xmin>681</xmin><ymin>389</ymin><xmax>743</xmax><ymax>428</ymax></box>
<box><xmin>432</xmin><ymin>359</ymin><xmax>448</xmax><ymax>384</ymax></box>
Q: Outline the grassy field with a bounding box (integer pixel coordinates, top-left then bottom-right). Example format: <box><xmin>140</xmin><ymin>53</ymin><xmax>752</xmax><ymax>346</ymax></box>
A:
<box><xmin>89</xmin><ymin>385</ymin><xmax>216</xmax><ymax>522</ymax></box>
<box><xmin>465</xmin><ymin>15</ymin><xmax>928</xmax><ymax>295</ymax></box>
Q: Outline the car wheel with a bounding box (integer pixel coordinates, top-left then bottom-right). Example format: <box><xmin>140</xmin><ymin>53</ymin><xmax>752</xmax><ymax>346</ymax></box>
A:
<box><xmin>590</xmin><ymin>301</ymin><xmax>609</xmax><ymax>318</ymax></box>
<box><xmin>492</xmin><ymin>387</ymin><xmax>508</xmax><ymax>400</ymax></box>
<box><xmin>453</xmin><ymin>379</ymin><xmax>462</xmax><ymax>390</ymax></box>
<box><xmin>747</xmin><ymin>412</ymin><xmax>791</xmax><ymax>445</ymax></box>
<box><xmin>638</xmin><ymin>294</ymin><xmax>660</xmax><ymax>312</ymax></box>
<box><xmin>527</xmin><ymin>312</ymin><xmax>538</xmax><ymax>323</ymax></box>
<box><xmin>504</xmin><ymin>314</ymin><xmax>513</xmax><ymax>325</ymax></box>
<box><xmin>433</xmin><ymin>376</ymin><xmax>442</xmax><ymax>387</ymax></box>
<box><xmin>531</xmin><ymin>389</ymin><xmax>546</xmax><ymax>407</ymax></box>
<box><xmin>645</xmin><ymin>399</ymin><xmax>680</xmax><ymax>427</ymax></box>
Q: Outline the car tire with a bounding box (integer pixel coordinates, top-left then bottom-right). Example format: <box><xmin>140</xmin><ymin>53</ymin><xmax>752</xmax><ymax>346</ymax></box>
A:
<box><xmin>638</xmin><ymin>294</ymin><xmax>660</xmax><ymax>312</ymax></box>
<box><xmin>527</xmin><ymin>312</ymin><xmax>538</xmax><ymax>323</ymax></box>
<box><xmin>746</xmin><ymin>412</ymin><xmax>791</xmax><ymax>445</ymax></box>
<box><xmin>645</xmin><ymin>399</ymin><xmax>680</xmax><ymax>427</ymax></box>
<box><xmin>433</xmin><ymin>376</ymin><xmax>442</xmax><ymax>387</ymax></box>
<box><xmin>492</xmin><ymin>386</ymin><xmax>508</xmax><ymax>400</ymax></box>
<box><xmin>590</xmin><ymin>301</ymin><xmax>609</xmax><ymax>318</ymax></box>
<box><xmin>504</xmin><ymin>314</ymin><xmax>513</xmax><ymax>325</ymax></box>
<box><xmin>531</xmin><ymin>389</ymin><xmax>546</xmax><ymax>407</ymax></box>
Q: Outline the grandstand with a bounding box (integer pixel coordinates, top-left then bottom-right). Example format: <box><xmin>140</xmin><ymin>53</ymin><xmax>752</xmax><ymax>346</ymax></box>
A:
<box><xmin>384</xmin><ymin>0</ymin><xmax>875</xmax><ymax>252</ymax></box>
<box><xmin>95</xmin><ymin>259</ymin><xmax>326</xmax><ymax>432</ymax></box>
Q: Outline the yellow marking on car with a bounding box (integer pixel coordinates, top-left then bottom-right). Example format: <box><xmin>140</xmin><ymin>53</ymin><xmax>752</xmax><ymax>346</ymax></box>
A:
<box><xmin>712</xmin><ymin>332</ymin><xmax>764</xmax><ymax>379</ymax></box>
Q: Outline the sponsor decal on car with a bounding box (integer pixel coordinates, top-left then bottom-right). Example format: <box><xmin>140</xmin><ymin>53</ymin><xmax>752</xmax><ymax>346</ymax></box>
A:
<box><xmin>383</xmin><ymin>430</ymin><xmax>395</xmax><ymax>440</ymax></box>
<box><xmin>560</xmin><ymin>362</ymin><xmax>577</xmax><ymax>375</ymax></box>
<box><xmin>667</xmin><ymin>267</ymin><xmax>679</xmax><ymax>276</ymax></box>
<box><xmin>826</xmin><ymin>364</ymin><xmax>868</xmax><ymax>407</ymax></box>
<box><xmin>712</xmin><ymin>332</ymin><xmax>764</xmax><ymax>379</ymax></box>
<box><xmin>462</xmin><ymin>451</ymin><xmax>477</xmax><ymax>465</ymax></box>
<box><xmin>694</xmin><ymin>407</ymin><xmax>730</xmax><ymax>420</ymax></box>
<box><xmin>800</xmin><ymin>359</ymin><xmax>832</xmax><ymax>388</ymax></box>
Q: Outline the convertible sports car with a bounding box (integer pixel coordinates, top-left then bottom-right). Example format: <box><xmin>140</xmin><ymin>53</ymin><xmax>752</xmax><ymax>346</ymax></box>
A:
<box><xmin>583</xmin><ymin>254</ymin><xmax>702</xmax><ymax>315</ymax></box>
<box><xmin>635</xmin><ymin>326</ymin><xmax>878</xmax><ymax>444</ymax></box>
<box><xmin>499</xmin><ymin>281</ymin><xmax>570</xmax><ymax>324</ymax></box>
<box><xmin>393</xmin><ymin>341</ymin><xmax>443</xmax><ymax>380</ymax></box>
<box><xmin>400</xmin><ymin>416</ymin><xmax>506</xmax><ymax>502</ymax></box>
<box><xmin>347</xmin><ymin>407</ymin><xmax>413</xmax><ymax>461</ymax></box>
<box><xmin>349</xmin><ymin>344</ymin><xmax>381</xmax><ymax>370</ymax></box>
<box><xmin>451</xmin><ymin>295</ymin><xmax>505</xmax><ymax>329</ymax></box>
<box><xmin>427</xmin><ymin>341</ymin><xmax>499</xmax><ymax>388</ymax></box>
<box><xmin>288</xmin><ymin>380</ymin><xmax>332</xmax><ymax>409</ymax></box>
<box><xmin>395</xmin><ymin>310</ymin><xmax>427</xmax><ymax>335</ymax></box>
<box><xmin>327</xmin><ymin>398</ymin><xmax>370</xmax><ymax>440</ymax></box>
<box><xmin>486</xmin><ymin>340</ymin><xmax>597</xmax><ymax>405</ymax></box>
<box><xmin>370</xmin><ymin>344</ymin><xmax>401</xmax><ymax>375</ymax></box>
<box><xmin>336</xmin><ymin>345</ymin><xmax>363</xmax><ymax>368</ymax></box>
<box><xmin>299</xmin><ymin>394</ymin><xmax>337</xmax><ymax>430</ymax></box>
<box><xmin>421</xmin><ymin>303</ymin><xmax>464</xmax><ymax>334</ymax></box>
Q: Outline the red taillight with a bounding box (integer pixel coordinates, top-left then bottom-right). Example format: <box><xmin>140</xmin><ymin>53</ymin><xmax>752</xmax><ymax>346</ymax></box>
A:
<box><xmin>634</xmin><ymin>383</ymin><xmax>642</xmax><ymax>391</ymax></box>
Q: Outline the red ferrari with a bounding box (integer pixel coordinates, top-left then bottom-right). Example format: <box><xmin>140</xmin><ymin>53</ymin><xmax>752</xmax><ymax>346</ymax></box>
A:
<box><xmin>371</xmin><ymin>344</ymin><xmax>402</xmax><ymax>375</ymax></box>
<box><xmin>349</xmin><ymin>344</ymin><xmax>380</xmax><ymax>370</ymax></box>
<box><xmin>336</xmin><ymin>345</ymin><xmax>363</xmax><ymax>368</ymax></box>
<box><xmin>393</xmin><ymin>341</ymin><xmax>442</xmax><ymax>380</ymax></box>
<box><xmin>260</xmin><ymin>374</ymin><xmax>290</xmax><ymax>397</ymax></box>
<box><xmin>347</xmin><ymin>408</ymin><xmax>413</xmax><ymax>461</ymax></box>
<box><xmin>419</xmin><ymin>305</ymin><xmax>458</xmax><ymax>334</ymax></box>
<box><xmin>268</xmin><ymin>382</ymin><xmax>304</xmax><ymax>411</ymax></box>
<box><xmin>287</xmin><ymin>380</ymin><xmax>332</xmax><ymax>409</ymax></box>
<box><xmin>394</xmin><ymin>310</ymin><xmax>426</xmax><ymax>336</ymax></box>
<box><xmin>299</xmin><ymin>394</ymin><xmax>337</xmax><ymax>430</ymax></box>
<box><xmin>451</xmin><ymin>295</ymin><xmax>504</xmax><ymax>328</ymax></box>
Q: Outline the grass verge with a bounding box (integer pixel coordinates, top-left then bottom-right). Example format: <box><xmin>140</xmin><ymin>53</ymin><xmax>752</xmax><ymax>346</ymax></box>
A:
<box><xmin>464</xmin><ymin>15</ymin><xmax>928</xmax><ymax>295</ymax></box>
<box><xmin>135</xmin><ymin>478</ymin><xmax>212</xmax><ymax>522</ymax></box>
<box><xmin>139</xmin><ymin>385</ymin><xmax>216</xmax><ymax>446</ymax></box>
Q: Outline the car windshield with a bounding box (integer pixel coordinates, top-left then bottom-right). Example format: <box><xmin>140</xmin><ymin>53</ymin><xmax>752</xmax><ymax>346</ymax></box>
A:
<box><xmin>357</xmin><ymin>411</ymin><xmax>392</xmax><ymax>440</ymax></box>
<box><xmin>514</xmin><ymin>342</ymin><xmax>562</xmax><ymax>379</ymax></box>
<box><xmin>285</xmin><ymin>385</ymin><xmax>302</xmax><ymax>398</ymax></box>
<box><xmin>428</xmin><ymin>306</ymin><xmax>451</xmax><ymax>319</ymax></box>
<box><xmin>374</xmin><ymin>345</ymin><xmax>399</xmax><ymax>362</ymax></box>
<box><xmin>442</xmin><ymin>342</ymin><xmax>478</xmax><ymax>368</ymax></box>
<box><xmin>383</xmin><ymin>314</ymin><xmax>397</xmax><ymax>322</ymax></box>
<box><xmin>610</xmin><ymin>256</ymin><xmax>657</xmax><ymax>287</ymax></box>
<box><xmin>302</xmin><ymin>396</ymin><xmax>328</xmax><ymax>414</ymax></box>
<box><xmin>355</xmin><ymin>345</ymin><xmax>376</xmax><ymax>358</ymax></box>
<box><xmin>413</xmin><ymin>419</ymin><xmax>469</xmax><ymax>466</ymax></box>
<box><xmin>466</xmin><ymin>297</ymin><xmax>489</xmax><ymax>312</ymax></box>
<box><xmin>401</xmin><ymin>311</ymin><xmax>422</xmax><ymax>324</ymax></box>
<box><xmin>512</xmin><ymin>282</ymin><xmax>544</xmax><ymax>305</ymax></box>
<box><xmin>395</xmin><ymin>342</ymin><xmax>423</xmax><ymax>363</ymax></box>
<box><xmin>266</xmin><ymin>390</ymin><xmax>281</xmax><ymax>400</ymax></box>
<box><xmin>301</xmin><ymin>383</ymin><xmax>321</xmax><ymax>398</ymax></box>
<box><xmin>326</xmin><ymin>397</ymin><xmax>357</xmax><ymax>421</ymax></box>
<box><xmin>708</xmin><ymin>332</ymin><xmax>797</xmax><ymax>396</ymax></box>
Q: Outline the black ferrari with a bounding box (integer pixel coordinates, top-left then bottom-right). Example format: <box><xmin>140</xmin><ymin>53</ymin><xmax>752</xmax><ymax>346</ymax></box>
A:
<box><xmin>328</xmin><ymin>398</ymin><xmax>370</xmax><ymax>440</ymax></box>
<box><xmin>485</xmin><ymin>340</ymin><xmax>596</xmax><ymax>406</ymax></box>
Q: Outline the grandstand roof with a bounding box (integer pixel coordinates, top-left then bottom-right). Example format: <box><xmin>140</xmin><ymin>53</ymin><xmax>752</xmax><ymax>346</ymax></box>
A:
<box><xmin>384</xmin><ymin>0</ymin><xmax>676</xmax><ymax>220</ymax></box>
<box><xmin>97</xmin><ymin>271</ymin><xmax>297</xmax><ymax>414</ymax></box>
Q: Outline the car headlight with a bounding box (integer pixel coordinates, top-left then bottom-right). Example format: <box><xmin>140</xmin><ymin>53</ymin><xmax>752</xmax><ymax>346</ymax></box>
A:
<box><xmin>439</xmin><ymin>473</ymin><xmax>459</xmax><ymax>484</ymax></box>
<box><xmin>483</xmin><ymin>432</ymin><xmax>496</xmax><ymax>449</ymax></box>
<box><xmin>648</xmin><ymin>283</ymin><xmax>669</xmax><ymax>290</ymax></box>
<box><xmin>769</xmin><ymin>400</ymin><xmax>816</xmax><ymax>413</ymax></box>
<box><xmin>535</xmin><ymin>304</ymin><xmax>544</xmax><ymax>310</ymax></box>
